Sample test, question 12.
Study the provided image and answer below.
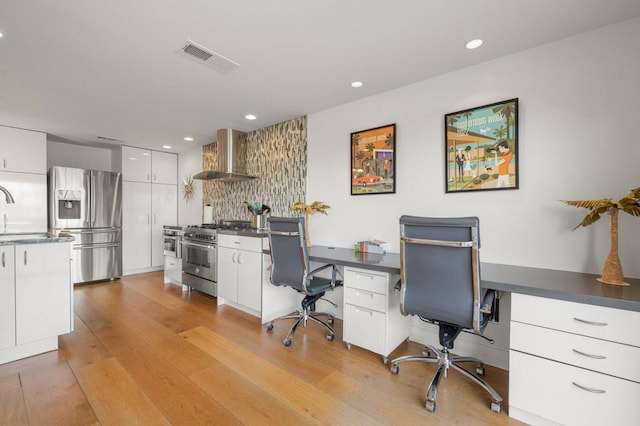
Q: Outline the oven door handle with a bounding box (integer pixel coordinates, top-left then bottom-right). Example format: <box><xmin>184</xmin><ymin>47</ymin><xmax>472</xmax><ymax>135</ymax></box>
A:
<box><xmin>182</xmin><ymin>240</ymin><xmax>216</xmax><ymax>250</ymax></box>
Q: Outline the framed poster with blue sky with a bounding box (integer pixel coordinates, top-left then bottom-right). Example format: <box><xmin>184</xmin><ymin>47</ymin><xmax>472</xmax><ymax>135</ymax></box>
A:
<box><xmin>445</xmin><ymin>98</ymin><xmax>518</xmax><ymax>193</ymax></box>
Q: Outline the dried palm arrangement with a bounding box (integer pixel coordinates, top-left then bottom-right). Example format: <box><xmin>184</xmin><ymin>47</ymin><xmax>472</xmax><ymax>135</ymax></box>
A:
<box><xmin>562</xmin><ymin>187</ymin><xmax>640</xmax><ymax>286</ymax></box>
<box><xmin>291</xmin><ymin>201</ymin><xmax>331</xmax><ymax>247</ymax></box>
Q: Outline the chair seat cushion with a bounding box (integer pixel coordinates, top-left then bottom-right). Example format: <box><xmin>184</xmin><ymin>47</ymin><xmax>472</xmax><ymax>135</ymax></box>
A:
<box><xmin>305</xmin><ymin>276</ymin><xmax>335</xmax><ymax>295</ymax></box>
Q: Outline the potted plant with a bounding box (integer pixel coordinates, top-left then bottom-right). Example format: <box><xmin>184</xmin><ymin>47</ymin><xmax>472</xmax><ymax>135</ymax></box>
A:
<box><xmin>291</xmin><ymin>201</ymin><xmax>330</xmax><ymax>247</ymax></box>
<box><xmin>562</xmin><ymin>187</ymin><xmax>640</xmax><ymax>286</ymax></box>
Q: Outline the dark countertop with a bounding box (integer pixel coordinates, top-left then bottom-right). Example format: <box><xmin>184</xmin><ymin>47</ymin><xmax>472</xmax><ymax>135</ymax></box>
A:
<box><xmin>0</xmin><ymin>232</ymin><xmax>75</xmax><ymax>245</ymax></box>
<box><xmin>217</xmin><ymin>228</ymin><xmax>267</xmax><ymax>238</ymax></box>
<box><xmin>305</xmin><ymin>245</ymin><xmax>640</xmax><ymax>312</ymax></box>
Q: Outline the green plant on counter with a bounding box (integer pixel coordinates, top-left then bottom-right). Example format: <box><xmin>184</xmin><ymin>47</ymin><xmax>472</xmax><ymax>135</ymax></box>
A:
<box><xmin>562</xmin><ymin>187</ymin><xmax>640</xmax><ymax>286</ymax></box>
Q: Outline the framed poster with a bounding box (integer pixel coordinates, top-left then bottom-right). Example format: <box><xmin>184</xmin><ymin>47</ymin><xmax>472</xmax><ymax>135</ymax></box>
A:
<box><xmin>445</xmin><ymin>98</ymin><xmax>518</xmax><ymax>193</ymax></box>
<box><xmin>350</xmin><ymin>123</ymin><xmax>396</xmax><ymax>195</ymax></box>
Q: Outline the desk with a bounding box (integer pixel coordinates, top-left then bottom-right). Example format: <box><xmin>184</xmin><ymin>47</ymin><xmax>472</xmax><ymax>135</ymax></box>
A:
<box><xmin>307</xmin><ymin>246</ymin><xmax>640</xmax><ymax>425</ymax></box>
<box><xmin>308</xmin><ymin>246</ymin><xmax>640</xmax><ymax>310</ymax></box>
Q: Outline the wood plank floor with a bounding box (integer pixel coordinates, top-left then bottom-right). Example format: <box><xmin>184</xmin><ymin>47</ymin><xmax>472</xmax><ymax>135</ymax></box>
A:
<box><xmin>0</xmin><ymin>271</ymin><xmax>525</xmax><ymax>425</ymax></box>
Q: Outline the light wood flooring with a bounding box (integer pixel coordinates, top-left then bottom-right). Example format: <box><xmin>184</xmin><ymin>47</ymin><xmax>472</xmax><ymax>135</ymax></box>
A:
<box><xmin>0</xmin><ymin>271</ymin><xmax>524</xmax><ymax>425</ymax></box>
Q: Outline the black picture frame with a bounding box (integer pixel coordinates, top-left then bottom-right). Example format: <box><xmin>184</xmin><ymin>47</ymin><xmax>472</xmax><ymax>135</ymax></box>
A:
<box><xmin>445</xmin><ymin>98</ymin><xmax>519</xmax><ymax>193</ymax></box>
<box><xmin>350</xmin><ymin>123</ymin><xmax>396</xmax><ymax>195</ymax></box>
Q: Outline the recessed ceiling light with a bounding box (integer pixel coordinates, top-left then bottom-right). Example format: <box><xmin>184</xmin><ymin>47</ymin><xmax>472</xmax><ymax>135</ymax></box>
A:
<box><xmin>351</xmin><ymin>81</ymin><xmax>363</xmax><ymax>88</ymax></box>
<box><xmin>142</xmin><ymin>152</ymin><xmax>150</xmax><ymax>156</ymax></box>
<box><xmin>245</xmin><ymin>114</ymin><xmax>257</xmax><ymax>120</ymax></box>
<box><xmin>184</xmin><ymin>136</ymin><xmax>194</xmax><ymax>142</ymax></box>
<box><xmin>128</xmin><ymin>157</ymin><xmax>137</xmax><ymax>161</ymax></box>
<box><xmin>162</xmin><ymin>145</ymin><xmax>172</xmax><ymax>149</ymax></box>
<box><xmin>465</xmin><ymin>39</ymin><xmax>483</xmax><ymax>49</ymax></box>
<box><xmin>0</xmin><ymin>32</ymin><xmax>4</xmax><ymax>39</ymax></box>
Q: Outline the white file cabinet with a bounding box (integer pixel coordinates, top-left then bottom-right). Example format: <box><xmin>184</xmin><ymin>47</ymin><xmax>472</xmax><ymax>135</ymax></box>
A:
<box><xmin>509</xmin><ymin>293</ymin><xmax>640</xmax><ymax>425</ymax></box>
<box><xmin>343</xmin><ymin>267</ymin><xmax>410</xmax><ymax>363</ymax></box>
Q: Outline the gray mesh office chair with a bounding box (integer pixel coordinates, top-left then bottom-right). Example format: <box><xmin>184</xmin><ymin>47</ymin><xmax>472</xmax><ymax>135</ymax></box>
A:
<box><xmin>266</xmin><ymin>217</ymin><xmax>342</xmax><ymax>346</ymax></box>
<box><xmin>390</xmin><ymin>215</ymin><xmax>502</xmax><ymax>414</ymax></box>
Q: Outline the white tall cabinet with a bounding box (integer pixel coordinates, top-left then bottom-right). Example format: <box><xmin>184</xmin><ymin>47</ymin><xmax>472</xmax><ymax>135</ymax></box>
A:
<box><xmin>0</xmin><ymin>125</ymin><xmax>47</xmax><ymax>234</ymax></box>
<box><xmin>121</xmin><ymin>146</ymin><xmax>177</xmax><ymax>274</ymax></box>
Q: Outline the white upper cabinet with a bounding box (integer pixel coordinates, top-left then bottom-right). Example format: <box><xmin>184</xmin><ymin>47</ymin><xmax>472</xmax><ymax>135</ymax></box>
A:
<box><xmin>121</xmin><ymin>147</ymin><xmax>177</xmax><ymax>185</ymax></box>
<box><xmin>151</xmin><ymin>151</ymin><xmax>177</xmax><ymax>185</ymax></box>
<box><xmin>121</xmin><ymin>146</ymin><xmax>152</xmax><ymax>182</ymax></box>
<box><xmin>0</xmin><ymin>126</ymin><xmax>47</xmax><ymax>174</ymax></box>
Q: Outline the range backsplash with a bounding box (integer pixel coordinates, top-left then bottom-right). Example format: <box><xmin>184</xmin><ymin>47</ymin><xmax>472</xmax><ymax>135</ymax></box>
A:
<box><xmin>202</xmin><ymin>116</ymin><xmax>307</xmax><ymax>222</ymax></box>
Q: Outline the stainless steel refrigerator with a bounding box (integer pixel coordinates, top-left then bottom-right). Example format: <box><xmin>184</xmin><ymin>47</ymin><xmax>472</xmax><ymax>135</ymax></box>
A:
<box><xmin>48</xmin><ymin>166</ymin><xmax>122</xmax><ymax>284</ymax></box>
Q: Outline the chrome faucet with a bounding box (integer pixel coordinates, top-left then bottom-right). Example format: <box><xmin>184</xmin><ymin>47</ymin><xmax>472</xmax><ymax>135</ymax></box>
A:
<box><xmin>0</xmin><ymin>185</ymin><xmax>15</xmax><ymax>204</ymax></box>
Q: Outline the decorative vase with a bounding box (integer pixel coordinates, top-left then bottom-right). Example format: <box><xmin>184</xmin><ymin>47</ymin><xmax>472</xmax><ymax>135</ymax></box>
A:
<box><xmin>597</xmin><ymin>208</ymin><xmax>630</xmax><ymax>286</ymax></box>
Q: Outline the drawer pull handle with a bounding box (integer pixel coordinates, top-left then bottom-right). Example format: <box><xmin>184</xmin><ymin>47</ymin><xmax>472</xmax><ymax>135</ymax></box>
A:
<box><xmin>355</xmin><ymin>308</ymin><xmax>373</xmax><ymax>317</ymax></box>
<box><xmin>573</xmin><ymin>317</ymin><xmax>608</xmax><ymax>327</ymax></box>
<box><xmin>572</xmin><ymin>349</ymin><xmax>607</xmax><ymax>360</ymax></box>
<box><xmin>355</xmin><ymin>274</ymin><xmax>374</xmax><ymax>280</ymax></box>
<box><xmin>356</xmin><ymin>291</ymin><xmax>374</xmax><ymax>298</ymax></box>
<box><xmin>572</xmin><ymin>382</ymin><xmax>606</xmax><ymax>394</ymax></box>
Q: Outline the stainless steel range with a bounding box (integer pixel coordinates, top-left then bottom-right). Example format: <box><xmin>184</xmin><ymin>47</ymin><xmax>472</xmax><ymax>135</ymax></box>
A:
<box><xmin>181</xmin><ymin>221</ymin><xmax>252</xmax><ymax>297</ymax></box>
<box><xmin>182</xmin><ymin>226</ymin><xmax>218</xmax><ymax>297</ymax></box>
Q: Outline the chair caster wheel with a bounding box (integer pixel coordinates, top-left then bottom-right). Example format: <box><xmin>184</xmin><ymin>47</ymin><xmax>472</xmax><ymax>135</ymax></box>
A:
<box><xmin>327</xmin><ymin>333</ymin><xmax>335</xmax><ymax>342</ymax></box>
<box><xmin>390</xmin><ymin>363</ymin><xmax>399</xmax><ymax>375</ymax></box>
<box><xmin>491</xmin><ymin>400</ymin><xmax>502</xmax><ymax>413</ymax></box>
<box><xmin>266</xmin><ymin>323</ymin><xmax>274</xmax><ymax>331</ymax></box>
<box><xmin>327</xmin><ymin>316</ymin><xmax>334</xmax><ymax>325</ymax></box>
<box><xmin>382</xmin><ymin>356</ymin><xmax>388</xmax><ymax>364</ymax></box>
<box><xmin>476</xmin><ymin>364</ymin><xmax>485</xmax><ymax>376</ymax></box>
<box><xmin>283</xmin><ymin>338</ymin><xmax>292</xmax><ymax>347</ymax></box>
<box><xmin>345</xmin><ymin>342</ymin><xmax>351</xmax><ymax>350</ymax></box>
<box><xmin>425</xmin><ymin>400</ymin><xmax>436</xmax><ymax>412</ymax></box>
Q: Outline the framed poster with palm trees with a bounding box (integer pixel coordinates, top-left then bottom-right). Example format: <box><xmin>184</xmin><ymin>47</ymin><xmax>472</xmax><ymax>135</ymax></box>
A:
<box><xmin>445</xmin><ymin>98</ymin><xmax>518</xmax><ymax>193</ymax></box>
<box><xmin>351</xmin><ymin>123</ymin><xmax>396</xmax><ymax>195</ymax></box>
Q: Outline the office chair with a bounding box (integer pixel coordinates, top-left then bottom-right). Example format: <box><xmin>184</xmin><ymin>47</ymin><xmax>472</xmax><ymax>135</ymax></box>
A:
<box><xmin>389</xmin><ymin>216</ymin><xmax>502</xmax><ymax>414</ymax></box>
<box><xmin>266</xmin><ymin>216</ymin><xmax>342</xmax><ymax>346</ymax></box>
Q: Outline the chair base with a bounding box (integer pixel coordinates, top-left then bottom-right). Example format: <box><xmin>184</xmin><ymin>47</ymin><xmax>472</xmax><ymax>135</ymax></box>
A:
<box><xmin>266</xmin><ymin>307</ymin><xmax>335</xmax><ymax>346</ymax></box>
<box><xmin>390</xmin><ymin>344</ymin><xmax>503</xmax><ymax>414</ymax></box>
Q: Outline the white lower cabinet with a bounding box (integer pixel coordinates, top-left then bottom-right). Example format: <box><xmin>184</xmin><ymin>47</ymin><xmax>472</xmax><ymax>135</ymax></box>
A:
<box><xmin>343</xmin><ymin>267</ymin><xmax>410</xmax><ymax>361</ymax></box>
<box><xmin>0</xmin><ymin>246</ymin><xmax>16</xmax><ymax>350</ymax></box>
<box><xmin>509</xmin><ymin>293</ymin><xmax>640</xmax><ymax>425</ymax></box>
<box><xmin>1</xmin><ymin>242</ymin><xmax>72</xmax><ymax>364</ymax></box>
<box><xmin>217</xmin><ymin>234</ymin><xmax>263</xmax><ymax>315</ymax></box>
<box><xmin>15</xmin><ymin>243</ymin><xmax>72</xmax><ymax>345</ymax></box>
<box><xmin>164</xmin><ymin>255</ymin><xmax>182</xmax><ymax>285</ymax></box>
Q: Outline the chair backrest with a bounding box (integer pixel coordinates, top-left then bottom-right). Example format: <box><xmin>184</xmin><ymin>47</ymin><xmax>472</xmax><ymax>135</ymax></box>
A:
<box><xmin>399</xmin><ymin>215</ymin><xmax>482</xmax><ymax>333</ymax></box>
<box><xmin>267</xmin><ymin>216</ymin><xmax>311</xmax><ymax>293</ymax></box>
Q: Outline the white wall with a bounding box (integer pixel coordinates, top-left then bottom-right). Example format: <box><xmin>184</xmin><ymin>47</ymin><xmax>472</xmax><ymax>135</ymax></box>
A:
<box><xmin>47</xmin><ymin>141</ymin><xmax>114</xmax><ymax>171</ymax></box>
<box><xmin>308</xmin><ymin>17</ymin><xmax>640</xmax><ymax>279</ymax></box>
<box><xmin>177</xmin><ymin>146</ymin><xmax>204</xmax><ymax>226</ymax></box>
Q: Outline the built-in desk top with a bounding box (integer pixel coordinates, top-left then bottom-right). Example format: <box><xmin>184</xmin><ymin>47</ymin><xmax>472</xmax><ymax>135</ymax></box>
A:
<box><xmin>308</xmin><ymin>245</ymin><xmax>640</xmax><ymax>312</ymax></box>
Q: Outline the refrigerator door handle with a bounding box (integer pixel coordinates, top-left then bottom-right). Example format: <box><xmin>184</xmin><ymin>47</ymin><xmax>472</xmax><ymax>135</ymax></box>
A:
<box><xmin>24</xmin><ymin>249</ymin><xmax>27</xmax><ymax>265</ymax></box>
<box><xmin>91</xmin><ymin>175</ymin><xmax>97</xmax><ymax>226</ymax></box>
<box><xmin>73</xmin><ymin>243</ymin><xmax>120</xmax><ymax>250</ymax></box>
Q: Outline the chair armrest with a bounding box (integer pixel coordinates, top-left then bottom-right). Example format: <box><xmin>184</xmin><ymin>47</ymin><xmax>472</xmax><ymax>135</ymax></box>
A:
<box><xmin>307</xmin><ymin>263</ymin><xmax>341</xmax><ymax>288</ymax></box>
<box><xmin>480</xmin><ymin>289</ymin><xmax>496</xmax><ymax>315</ymax></box>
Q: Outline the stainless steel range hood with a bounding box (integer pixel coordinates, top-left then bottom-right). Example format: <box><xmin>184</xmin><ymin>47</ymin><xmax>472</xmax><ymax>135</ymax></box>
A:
<box><xmin>194</xmin><ymin>129</ymin><xmax>257</xmax><ymax>181</ymax></box>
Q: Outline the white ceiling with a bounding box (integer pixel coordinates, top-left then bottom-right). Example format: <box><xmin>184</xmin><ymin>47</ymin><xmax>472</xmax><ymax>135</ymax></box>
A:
<box><xmin>2</xmin><ymin>1</ymin><xmax>640</xmax><ymax>153</ymax></box>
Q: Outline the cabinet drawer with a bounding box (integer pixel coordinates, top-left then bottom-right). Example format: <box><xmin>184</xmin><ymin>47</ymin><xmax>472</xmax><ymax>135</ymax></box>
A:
<box><xmin>218</xmin><ymin>234</ymin><xmax>264</xmax><ymax>252</ymax></box>
<box><xmin>344</xmin><ymin>287</ymin><xmax>386</xmax><ymax>312</ymax></box>
<box><xmin>509</xmin><ymin>350</ymin><xmax>639</xmax><ymax>426</ymax></box>
<box><xmin>511</xmin><ymin>321</ymin><xmax>640</xmax><ymax>383</ymax></box>
<box><xmin>511</xmin><ymin>293</ymin><xmax>640</xmax><ymax>347</ymax></box>
<box><xmin>344</xmin><ymin>303</ymin><xmax>385</xmax><ymax>354</ymax></box>
<box><xmin>344</xmin><ymin>268</ymin><xmax>387</xmax><ymax>294</ymax></box>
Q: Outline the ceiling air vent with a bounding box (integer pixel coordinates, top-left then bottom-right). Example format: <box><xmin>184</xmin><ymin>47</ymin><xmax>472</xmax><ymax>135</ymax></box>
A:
<box><xmin>179</xmin><ymin>40</ymin><xmax>239</xmax><ymax>74</ymax></box>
